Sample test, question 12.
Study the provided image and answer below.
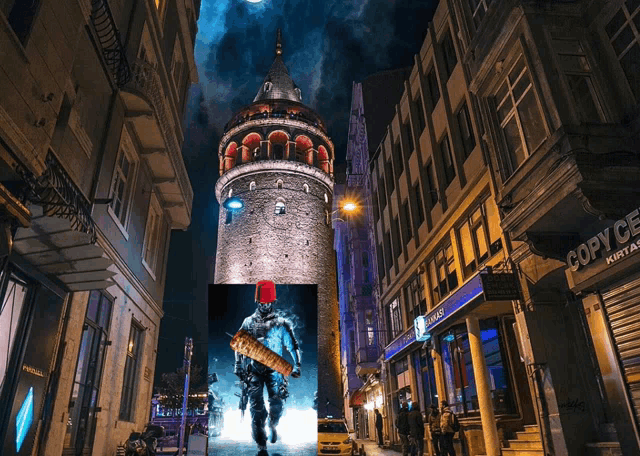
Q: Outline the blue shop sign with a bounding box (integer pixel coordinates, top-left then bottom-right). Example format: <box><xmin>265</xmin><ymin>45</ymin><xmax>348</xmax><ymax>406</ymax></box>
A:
<box><xmin>415</xmin><ymin>270</ymin><xmax>518</xmax><ymax>338</ymax></box>
<box><xmin>385</xmin><ymin>327</ymin><xmax>416</xmax><ymax>360</ymax></box>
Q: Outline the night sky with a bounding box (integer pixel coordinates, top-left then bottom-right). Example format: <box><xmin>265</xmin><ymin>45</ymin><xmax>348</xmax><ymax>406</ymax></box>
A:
<box><xmin>155</xmin><ymin>0</ymin><xmax>437</xmax><ymax>386</ymax></box>
<box><xmin>209</xmin><ymin>284</ymin><xmax>318</xmax><ymax>409</ymax></box>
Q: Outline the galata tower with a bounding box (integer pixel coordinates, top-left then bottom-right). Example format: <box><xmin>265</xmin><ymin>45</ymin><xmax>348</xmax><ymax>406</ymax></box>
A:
<box><xmin>214</xmin><ymin>30</ymin><xmax>341</xmax><ymax>418</ymax></box>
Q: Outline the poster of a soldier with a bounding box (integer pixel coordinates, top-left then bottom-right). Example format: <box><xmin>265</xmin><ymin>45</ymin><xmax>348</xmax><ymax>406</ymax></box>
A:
<box><xmin>209</xmin><ymin>282</ymin><xmax>317</xmax><ymax>456</ymax></box>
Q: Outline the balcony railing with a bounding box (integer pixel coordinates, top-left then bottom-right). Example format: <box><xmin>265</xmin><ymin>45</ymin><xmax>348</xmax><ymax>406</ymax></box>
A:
<box><xmin>356</xmin><ymin>346</ymin><xmax>380</xmax><ymax>365</ymax></box>
<box><xmin>125</xmin><ymin>59</ymin><xmax>194</xmax><ymax>211</ymax></box>
<box><xmin>15</xmin><ymin>152</ymin><xmax>97</xmax><ymax>243</ymax></box>
<box><xmin>90</xmin><ymin>0</ymin><xmax>131</xmax><ymax>87</ymax></box>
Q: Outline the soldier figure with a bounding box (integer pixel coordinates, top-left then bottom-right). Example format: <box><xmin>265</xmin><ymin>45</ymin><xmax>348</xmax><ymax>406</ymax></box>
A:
<box><xmin>234</xmin><ymin>280</ymin><xmax>302</xmax><ymax>453</ymax></box>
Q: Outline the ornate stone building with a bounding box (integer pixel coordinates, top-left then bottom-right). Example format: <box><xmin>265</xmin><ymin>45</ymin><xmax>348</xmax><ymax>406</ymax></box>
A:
<box><xmin>214</xmin><ymin>31</ymin><xmax>341</xmax><ymax>418</ymax></box>
<box><xmin>0</xmin><ymin>0</ymin><xmax>198</xmax><ymax>455</ymax></box>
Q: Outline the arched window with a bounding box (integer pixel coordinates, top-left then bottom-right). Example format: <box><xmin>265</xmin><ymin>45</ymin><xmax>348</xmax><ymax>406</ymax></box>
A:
<box><xmin>318</xmin><ymin>145</ymin><xmax>330</xmax><ymax>174</ymax></box>
<box><xmin>275</xmin><ymin>201</ymin><xmax>286</xmax><ymax>215</ymax></box>
<box><xmin>303</xmin><ymin>184</ymin><xmax>309</xmax><ymax>193</ymax></box>
<box><xmin>223</xmin><ymin>142</ymin><xmax>238</xmax><ymax>172</ymax></box>
<box><xmin>295</xmin><ymin>135</ymin><xmax>313</xmax><ymax>163</ymax></box>
<box><xmin>324</xmin><ymin>193</ymin><xmax>328</xmax><ymax>203</ymax></box>
<box><xmin>264</xmin><ymin>81</ymin><xmax>272</xmax><ymax>92</ymax></box>
<box><xmin>268</xmin><ymin>131</ymin><xmax>289</xmax><ymax>160</ymax></box>
<box><xmin>242</xmin><ymin>133</ymin><xmax>262</xmax><ymax>163</ymax></box>
<box><xmin>228</xmin><ymin>188</ymin><xmax>233</xmax><ymax>197</ymax></box>
<box><xmin>250</xmin><ymin>181</ymin><xmax>256</xmax><ymax>191</ymax></box>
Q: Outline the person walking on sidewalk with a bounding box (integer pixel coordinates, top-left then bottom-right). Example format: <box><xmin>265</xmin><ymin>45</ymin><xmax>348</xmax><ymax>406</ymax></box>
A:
<box><xmin>439</xmin><ymin>401</ymin><xmax>459</xmax><ymax>456</ymax></box>
<box><xmin>427</xmin><ymin>404</ymin><xmax>441</xmax><ymax>456</ymax></box>
<box><xmin>395</xmin><ymin>402</ymin><xmax>411</xmax><ymax>456</ymax></box>
<box><xmin>375</xmin><ymin>409</ymin><xmax>384</xmax><ymax>447</ymax></box>
<box><xmin>408</xmin><ymin>402</ymin><xmax>424</xmax><ymax>456</ymax></box>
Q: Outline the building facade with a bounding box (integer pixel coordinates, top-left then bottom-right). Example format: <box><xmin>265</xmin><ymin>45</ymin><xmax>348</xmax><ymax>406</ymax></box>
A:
<box><xmin>0</xmin><ymin>0</ymin><xmax>197</xmax><ymax>455</ymax></box>
<box><xmin>362</xmin><ymin>0</ymin><xmax>640</xmax><ymax>455</ymax></box>
<box><xmin>213</xmin><ymin>31</ymin><xmax>341</xmax><ymax>418</ymax></box>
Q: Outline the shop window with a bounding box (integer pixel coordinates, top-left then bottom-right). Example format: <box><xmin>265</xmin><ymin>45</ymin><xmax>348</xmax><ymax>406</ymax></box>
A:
<box><xmin>65</xmin><ymin>291</ymin><xmax>113</xmax><ymax>450</ymax></box>
<box><xmin>387</xmin><ymin>297</ymin><xmax>403</xmax><ymax>340</ymax></box>
<box><xmin>426</xmin><ymin>67</ymin><xmax>440</xmax><ymax>112</ymax></box>
<box><xmin>439</xmin><ymin>133</ymin><xmax>456</xmax><ymax>187</ymax></box>
<box><xmin>425</xmin><ymin>161</ymin><xmax>439</xmax><ymax>206</ymax></box>
<box><xmin>439</xmin><ymin>318</ymin><xmax>516</xmax><ymax>417</ymax></box>
<box><xmin>0</xmin><ymin>273</ymin><xmax>30</xmax><ymax>392</ymax></box>
<box><xmin>417</xmin><ymin>348</ymin><xmax>438</xmax><ymax>409</ymax></box>
<box><xmin>494</xmin><ymin>55</ymin><xmax>547</xmax><ymax>178</ymax></box>
<box><xmin>457</xmin><ymin>199</ymin><xmax>502</xmax><ymax>278</ymax></box>
<box><xmin>441</xmin><ymin>29</ymin><xmax>458</xmax><ymax>80</ymax></box>
<box><xmin>457</xmin><ymin>101</ymin><xmax>476</xmax><ymax>159</ymax></box>
<box><xmin>605</xmin><ymin>4</ymin><xmax>640</xmax><ymax>100</ymax></box>
<box><xmin>120</xmin><ymin>321</ymin><xmax>144</xmax><ymax>421</ymax></box>
<box><xmin>392</xmin><ymin>357</ymin><xmax>413</xmax><ymax>417</ymax></box>
<box><xmin>406</xmin><ymin>274</ymin><xmax>427</xmax><ymax>324</ymax></box>
<box><xmin>427</xmin><ymin>241</ymin><xmax>458</xmax><ymax>305</ymax></box>
<box><xmin>468</xmin><ymin>0</ymin><xmax>493</xmax><ymax>32</ymax></box>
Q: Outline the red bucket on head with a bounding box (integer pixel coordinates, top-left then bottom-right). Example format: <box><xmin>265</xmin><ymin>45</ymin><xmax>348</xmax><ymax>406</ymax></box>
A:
<box><xmin>255</xmin><ymin>280</ymin><xmax>276</xmax><ymax>303</ymax></box>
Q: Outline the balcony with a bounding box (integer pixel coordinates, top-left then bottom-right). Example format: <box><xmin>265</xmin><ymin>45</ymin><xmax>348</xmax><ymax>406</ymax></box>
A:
<box><xmin>90</xmin><ymin>0</ymin><xmax>131</xmax><ymax>87</ymax></box>
<box><xmin>120</xmin><ymin>59</ymin><xmax>193</xmax><ymax>229</ymax></box>
<box><xmin>12</xmin><ymin>153</ymin><xmax>115</xmax><ymax>291</ymax></box>
<box><xmin>356</xmin><ymin>346</ymin><xmax>379</xmax><ymax>376</ymax></box>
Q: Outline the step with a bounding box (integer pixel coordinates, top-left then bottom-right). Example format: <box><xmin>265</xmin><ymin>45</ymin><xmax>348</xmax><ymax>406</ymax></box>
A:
<box><xmin>507</xmin><ymin>439</ymin><xmax>544</xmax><ymax>451</ymax></box>
<box><xmin>515</xmin><ymin>431</ymin><xmax>542</xmax><ymax>441</ymax></box>
<box><xmin>502</xmin><ymin>448</ymin><xmax>544</xmax><ymax>456</ymax></box>
<box><xmin>524</xmin><ymin>425</ymin><xmax>539</xmax><ymax>433</ymax></box>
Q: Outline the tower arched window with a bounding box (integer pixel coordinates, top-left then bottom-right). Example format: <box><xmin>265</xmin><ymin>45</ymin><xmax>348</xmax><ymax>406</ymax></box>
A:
<box><xmin>228</xmin><ymin>188</ymin><xmax>233</xmax><ymax>198</ymax></box>
<box><xmin>273</xmin><ymin>144</ymin><xmax>284</xmax><ymax>160</ymax></box>
<box><xmin>250</xmin><ymin>181</ymin><xmax>256</xmax><ymax>191</ymax></box>
<box><xmin>264</xmin><ymin>81</ymin><xmax>272</xmax><ymax>92</ymax></box>
<box><xmin>303</xmin><ymin>184</ymin><xmax>309</xmax><ymax>193</ymax></box>
<box><xmin>275</xmin><ymin>200</ymin><xmax>286</xmax><ymax>215</ymax></box>
<box><xmin>324</xmin><ymin>193</ymin><xmax>328</xmax><ymax>203</ymax></box>
<box><xmin>277</xmin><ymin>179</ymin><xmax>283</xmax><ymax>190</ymax></box>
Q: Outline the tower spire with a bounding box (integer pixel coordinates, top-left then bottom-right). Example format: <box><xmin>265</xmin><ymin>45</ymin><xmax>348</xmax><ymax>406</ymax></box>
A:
<box><xmin>276</xmin><ymin>28</ymin><xmax>282</xmax><ymax>56</ymax></box>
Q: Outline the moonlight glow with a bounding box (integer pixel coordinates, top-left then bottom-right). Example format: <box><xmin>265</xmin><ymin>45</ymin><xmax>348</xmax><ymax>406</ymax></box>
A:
<box><xmin>218</xmin><ymin>407</ymin><xmax>317</xmax><ymax>444</ymax></box>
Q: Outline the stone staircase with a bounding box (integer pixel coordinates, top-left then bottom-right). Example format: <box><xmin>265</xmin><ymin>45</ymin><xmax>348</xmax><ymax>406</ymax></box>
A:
<box><xmin>478</xmin><ymin>425</ymin><xmax>544</xmax><ymax>456</ymax></box>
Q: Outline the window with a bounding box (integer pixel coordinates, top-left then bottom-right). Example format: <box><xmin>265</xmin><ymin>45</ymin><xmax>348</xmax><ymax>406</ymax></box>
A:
<box><xmin>384</xmin><ymin>231</ymin><xmax>393</xmax><ymax>273</ymax></box>
<box><xmin>412</xmin><ymin>183</ymin><xmax>425</xmax><ymax>225</ymax></box>
<box><xmin>349</xmin><ymin>330</ymin><xmax>356</xmax><ymax>361</ymax></box>
<box><xmin>385</xmin><ymin>160</ymin><xmax>395</xmax><ymax>194</ymax></box>
<box><xmin>142</xmin><ymin>194</ymin><xmax>163</xmax><ymax>280</ymax></box>
<box><xmin>3</xmin><ymin>0</ymin><xmax>41</xmax><ymax>44</ymax></box>
<box><xmin>425</xmin><ymin>161</ymin><xmax>438</xmax><ymax>206</ymax></box>
<box><xmin>457</xmin><ymin>200</ymin><xmax>502</xmax><ymax>278</ymax></box>
<box><xmin>362</xmin><ymin>252</ymin><xmax>370</xmax><ymax>268</ymax></box>
<box><xmin>393</xmin><ymin>143</ymin><xmax>404</xmax><ymax>179</ymax></box>
<box><xmin>377</xmin><ymin>243</ymin><xmax>386</xmax><ymax>281</ymax></box>
<box><xmin>439</xmin><ymin>134</ymin><xmax>456</xmax><ymax>187</ymax></box>
<box><xmin>66</xmin><ymin>291</ymin><xmax>113</xmax><ymax>449</ymax></box>
<box><xmin>365</xmin><ymin>310</ymin><xmax>375</xmax><ymax>346</ymax></box>
<box><xmin>250</xmin><ymin>181</ymin><xmax>256</xmax><ymax>191</ymax></box>
<box><xmin>303</xmin><ymin>183</ymin><xmax>309</xmax><ymax>193</ymax></box>
<box><xmin>427</xmin><ymin>241</ymin><xmax>458</xmax><ymax>305</ymax></box>
<box><xmin>120</xmin><ymin>321</ymin><xmax>144</xmax><ymax>421</ymax></box>
<box><xmin>264</xmin><ymin>81</ymin><xmax>273</xmax><ymax>92</ymax></box>
<box><xmin>277</xmin><ymin>179</ymin><xmax>283</xmax><ymax>189</ymax></box>
<box><xmin>378</xmin><ymin>174</ymin><xmax>387</xmax><ymax>210</ymax></box>
<box><xmin>373</xmin><ymin>190</ymin><xmax>380</xmax><ymax>222</ymax></box>
<box><xmin>170</xmin><ymin>36</ymin><xmax>185</xmax><ymax>92</ymax></box>
<box><xmin>552</xmin><ymin>39</ymin><xmax>603</xmax><ymax>123</ymax></box>
<box><xmin>392</xmin><ymin>217</ymin><xmax>402</xmax><ymax>260</ymax></box>
<box><xmin>441</xmin><ymin>29</ymin><xmax>458</xmax><ymax>80</ymax></box>
<box><xmin>388</xmin><ymin>297</ymin><xmax>403</xmax><ymax>340</ymax></box>
<box><xmin>405</xmin><ymin>122</ymin><xmax>414</xmax><ymax>155</ymax></box>
<box><xmin>468</xmin><ymin>0</ymin><xmax>493</xmax><ymax>31</ymax></box>
<box><xmin>426</xmin><ymin>68</ymin><xmax>441</xmax><ymax>111</ymax></box>
<box><xmin>401</xmin><ymin>201</ymin><xmax>412</xmax><ymax>243</ymax></box>
<box><xmin>494</xmin><ymin>55</ymin><xmax>547</xmax><ymax>177</ymax></box>
<box><xmin>275</xmin><ymin>201</ymin><xmax>286</xmax><ymax>215</ymax></box>
<box><xmin>406</xmin><ymin>274</ymin><xmax>427</xmax><ymax>324</ymax></box>
<box><xmin>273</xmin><ymin>144</ymin><xmax>285</xmax><ymax>160</ymax></box>
<box><xmin>414</xmin><ymin>96</ymin><xmax>426</xmax><ymax>134</ymax></box>
<box><xmin>109</xmin><ymin>130</ymin><xmax>137</xmax><ymax>235</ymax></box>
<box><xmin>605</xmin><ymin>4</ymin><xmax>640</xmax><ymax>100</ymax></box>
<box><xmin>457</xmin><ymin>102</ymin><xmax>476</xmax><ymax>159</ymax></box>
<box><xmin>0</xmin><ymin>273</ymin><xmax>29</xmax><ymax>392</ymax></box>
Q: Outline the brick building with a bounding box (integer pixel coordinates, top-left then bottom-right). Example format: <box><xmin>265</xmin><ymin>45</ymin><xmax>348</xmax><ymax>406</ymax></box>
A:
<box><xmin>0</xmin><ymin>0</ymin><xmax>198</xmax><ymax>454</ymax></box>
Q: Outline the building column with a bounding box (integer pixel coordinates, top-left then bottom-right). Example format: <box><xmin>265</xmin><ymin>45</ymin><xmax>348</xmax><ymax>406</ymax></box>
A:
<box><xmin>431</xmin><ymin>338</ymin><xmax>447</xmax><ymax>406</ymax></box>
<box><xmin>466</xmin><ymin>315</ymin><xmax>501</xmax><ymax>456</ymax></box>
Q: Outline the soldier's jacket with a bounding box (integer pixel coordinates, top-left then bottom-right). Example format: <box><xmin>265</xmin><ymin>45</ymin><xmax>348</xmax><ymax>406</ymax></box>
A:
<box><xmin>239</xmin><ymin>310</ymin><xmax>299</xmax><ymax>372</ymax></box>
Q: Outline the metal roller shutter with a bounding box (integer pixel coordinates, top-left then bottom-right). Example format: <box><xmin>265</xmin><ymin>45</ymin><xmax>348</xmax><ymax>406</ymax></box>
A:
<box><xmin>602</xmin><ymin>276</ymin><xmax>640</xmax><ymax>424</ymax></box>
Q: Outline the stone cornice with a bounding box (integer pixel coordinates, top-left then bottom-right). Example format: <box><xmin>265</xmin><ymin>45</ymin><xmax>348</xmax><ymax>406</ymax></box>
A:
<box><xmin>215</xmin><ymin>161</ymin><xmax>334</xmax><ymax>203</ymax></box>
<box><xmin>218</xmin><ymin>117</ymin><xmax>335</xmax><ymax>160</ymax></box>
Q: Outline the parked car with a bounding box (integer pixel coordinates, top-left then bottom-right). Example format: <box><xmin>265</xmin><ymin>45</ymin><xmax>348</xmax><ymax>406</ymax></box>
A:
<box><xmin>318</xmin><ymin>418</ymin><xmax>355</xmax><ymax>456</ymax></box>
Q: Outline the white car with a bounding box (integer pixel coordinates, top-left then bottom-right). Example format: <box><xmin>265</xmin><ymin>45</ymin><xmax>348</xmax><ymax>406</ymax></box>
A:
<box><xmin>318</xmin><ymin>418</ymin><xmax>355</xmax><ymax>456</ymax></box>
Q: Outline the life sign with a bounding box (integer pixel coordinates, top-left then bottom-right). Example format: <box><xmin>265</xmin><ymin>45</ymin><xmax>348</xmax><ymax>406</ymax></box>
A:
<box><xmin>567</xmin><ymin>208</ymin><xmax>640</xmax><ymax>271</ymax></box>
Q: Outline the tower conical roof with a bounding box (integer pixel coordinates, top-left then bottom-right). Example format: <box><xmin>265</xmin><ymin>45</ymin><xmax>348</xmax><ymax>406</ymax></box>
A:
<box><xmin>253</xmin><ymin>29</ymin><xmax>303</xmax><ymax>104</ymax></box>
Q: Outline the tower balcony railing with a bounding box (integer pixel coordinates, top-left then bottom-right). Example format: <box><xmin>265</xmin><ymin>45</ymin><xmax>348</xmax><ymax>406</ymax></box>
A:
<box><xmin>90</xmin><ymin>0</ymin><xmax>131</xmax><ymax>87</ymax></box>
<box><xmin>123</xmin><ymin>59</ymin><xmax>194</xmax><ymax>221</ymax></box>
<box><xmin>223</xmin><ymin>105</ymin><xmax>326</xmax><ymax>134</ymax></box>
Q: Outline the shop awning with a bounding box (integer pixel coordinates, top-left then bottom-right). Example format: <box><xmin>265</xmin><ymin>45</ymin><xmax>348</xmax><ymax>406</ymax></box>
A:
<box><xmin>349</xmin><ymin>390</ymin><xmax>366</xmax><ymax>407</ymax></box>
<box><xmin>414</xmin><ymin>268</ymin><xmax>521</xmax><ymax>341</ymax></box>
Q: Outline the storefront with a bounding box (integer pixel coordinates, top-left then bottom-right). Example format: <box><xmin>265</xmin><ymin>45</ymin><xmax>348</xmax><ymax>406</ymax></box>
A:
<box><xmin>566</xmin><ymin>206</ymin><xmax>640</xmax><ymax>455</ymax></box>
<box><xmin>414</xmin><ymin>268</ymin><xmax>535</xmax><ymax>455</ymax></box>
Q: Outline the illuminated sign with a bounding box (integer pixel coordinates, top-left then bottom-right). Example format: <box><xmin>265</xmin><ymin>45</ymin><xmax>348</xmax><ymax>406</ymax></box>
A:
<box><xmin>414</xmin><ymin>315</ymin><xmax>435</xmax><ymax>342</ymax></box>
<box><xmin>385</xmin><ymin>327</ymin><xmax>416</xmax><ymax>360</ymax></box>
<box><xmin>16</xmin><ymin>387</ymin><xmax>34</xmax><ymax>452</ymax></box>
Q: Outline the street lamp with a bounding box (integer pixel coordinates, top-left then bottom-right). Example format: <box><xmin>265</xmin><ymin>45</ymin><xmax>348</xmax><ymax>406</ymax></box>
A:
<box><xmin>223</xmin><ymin>197</ymin><xmax>244</xmax><ymax>210</ymax></box>
<box><xmin>330</xmin><ymin>200</ymin><xmax>358</xmax><ymax>220</ymax></box>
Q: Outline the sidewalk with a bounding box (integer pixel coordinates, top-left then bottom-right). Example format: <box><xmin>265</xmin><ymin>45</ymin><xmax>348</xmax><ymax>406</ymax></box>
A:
<box><xmin>355</xmin><ymin>439</ymin><xmax>402</xmax><ymax>456</ymax></box>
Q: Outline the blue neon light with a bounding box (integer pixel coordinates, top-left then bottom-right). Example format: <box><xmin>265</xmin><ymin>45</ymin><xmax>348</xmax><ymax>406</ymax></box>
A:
<box><xmin>16</xmin><ymin>387</ymin><xmax>34</xmax><ymax>452</ymax></box>
<box><xmin>443</xmin><ymin>333</ymin><xmax>455</xmax><ymax>343</ymax></box>
<box><xmin>227</xmin><ymin>200</ymin><xmax>243</xmax><ymax>209</ymax></box>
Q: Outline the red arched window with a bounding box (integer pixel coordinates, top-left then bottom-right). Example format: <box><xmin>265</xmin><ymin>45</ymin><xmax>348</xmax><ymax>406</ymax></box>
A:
<box><xmin>268</xmin><ymin>131</ymin><xmax>289</xmax><ymax>160</ymax></box>
<box><xmin>242</xmin><ymin>133</ymin><xmax>262</xmax><ymax>162</ymax></box>
<box><xmin>224</xmin><ymin>142</ymin><xmax>238</xmax><ymax>172</ymax></box>
<box><xmin>318</xmin><ymin>145</ymin><xmax>330</xmax><ymax>174</ymax></box>
<box><xmin>294</xmin><ymin>135</ymin><xmax>313</xmax><ymax>163</ymax></box>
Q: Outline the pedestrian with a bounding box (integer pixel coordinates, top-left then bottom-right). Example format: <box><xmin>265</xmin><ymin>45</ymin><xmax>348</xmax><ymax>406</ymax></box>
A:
<box><xmin>395</xmin><ymin>401</ymin><xmax>411</xmax><ymax>456</ymax></box>
<box><xmin>408</xmin><ymin>402</ymin><xmax>424</xmax><ymax>456</ymax></box>
<box><xmin>427</xmin><ymin>404</ymin><xmax>441</xmax><ymax>456</ymax></box>
<box><xmin>375</xmin><ymin>409</ymin><xmax>384</xmax><ymax>447</ymax></box>
<box><xmin>439</xmin><ymin>401</ymin><xmax>459</xmax><ymax>456</ymax></box>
